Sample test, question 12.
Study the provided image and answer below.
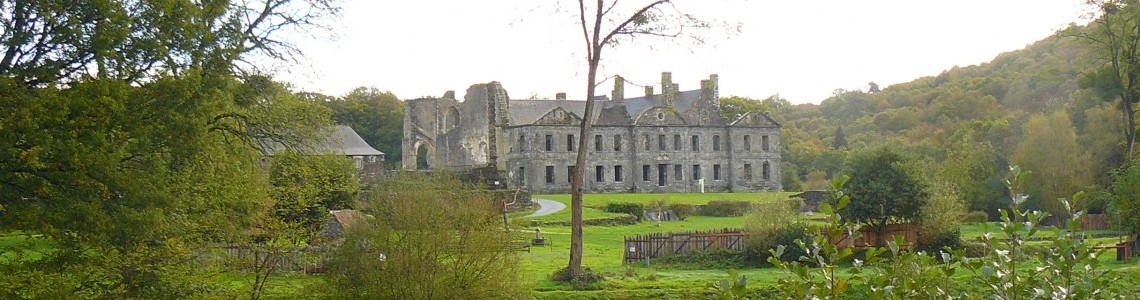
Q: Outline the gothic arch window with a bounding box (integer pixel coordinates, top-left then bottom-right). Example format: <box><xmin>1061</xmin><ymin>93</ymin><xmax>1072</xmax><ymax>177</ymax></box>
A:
<box><xmin>445</xmin><ymin>106</ymin><xmax>460</xmax><ymax>130</ymax></box>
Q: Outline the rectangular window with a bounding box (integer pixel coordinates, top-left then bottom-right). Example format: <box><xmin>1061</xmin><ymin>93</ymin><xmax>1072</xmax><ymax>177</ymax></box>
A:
<box><xmin>657</xmin><ymin>164</ymin><xmax>667</xmax><ymax>187</ymax></box>
<box><xmin>595</xmin><ymin>165</ymin><xmax>604</xmax><ymax>182</ymax></box>
<box><xmin>762</xmin><ymin>135</ymin><xmax>770</xmax><ymax>151</ymax></box>
<box><xmin>614</xmin><ymin>165</ymin><xmax>624</xmax><ymax>182</ymax></box>
<box><xmin>545</xmin><ymin>166</ymin><xmax>554</xmax><ymax>183</ymax></box>
<box><xmin>658</xmin><ymin>134</ymin><xmax>666</xmax><ymax>150</ymax></box>
<box><xmin>545</xmin><ymin>134</ymin><xmax>552</xmax><ymax>151</ymax></box>
<box><xmin>644</xmin><ymin>134</ymin><xmax>650</xmax><ymax>151</ymax></box>
<box><xmin>674</xmin><ymin>164</ymin><xmax>683</xmax><ymax>181</ymax></box>
<box><xmin>567</xmin><ymin>165</ymin><xmax>575</xmax><ymax>183</ymax></box>
<box><xmin>673</xmin><ymin>134</ymin><xmax>682</xmax><ymax>150</ymax></box>
<box><xmin>744</xmin><ymin>135</ymin><xmax>751</xmax><ymax>151</ymax></box>
<box><xmin>692</xmin><ymin>165</ymin><xmax>701</xmax><ymax>180</ymax></box>
<box><xmin>743</xmin><ymin>164</ymin><xmax>752</xmax><ymax>181</ymax></box>
<box><xmin>518</xmin><ymin>167</ymin><xmax>526</xmax><ymax>184</ymax></box>
<box><xmin>519</xmin><ymin>135</ymin><xmax>527</xmax><ymax>152</ymax></box>
<box><xmin>614</xmin><ymin>135</ymin><xmax>622</xmax><ymax>151</ymax></box>
<box><xmin>763</xmin><ymin>162</ymin><xmax>771</xmax><ymax>180</ymax></box>
<box><xmin>643</xmin><ymin>165</ymin><xmax>651</xmax><ymax>181</ymax></box>
<box><xmin>713</xmin><ymin>164</ymin><xmax>722</xmax><ymax>180</ymax></box>
<box><xmin>567</xmin><ymin>135</ymin><xmax>575</xmax><ymax>151</ymax></box>
<box><xmin>713</xmin><ymin>135</ymin><xmax>721</xmax><ymax>151</ymax></box>
<box><xmin>691</xmin><ymin>135</ymin><xmax>699</xmax><ymax>151</ymax></box>
<box><xmin>595</xmin><ymin>134</ymin><xmax>603</xmax><ymax>151</ymax></box>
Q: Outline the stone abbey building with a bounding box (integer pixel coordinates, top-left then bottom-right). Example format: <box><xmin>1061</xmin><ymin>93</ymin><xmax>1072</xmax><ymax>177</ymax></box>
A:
<box><xmin>402</xmin><ymin>72</ymin><xmax>782</xmax><ymax>194</ymax></box>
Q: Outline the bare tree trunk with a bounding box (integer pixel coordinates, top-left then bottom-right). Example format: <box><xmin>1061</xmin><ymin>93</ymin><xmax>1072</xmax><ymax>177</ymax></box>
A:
<box><xmin>566</xmin><ymin>0</ymin><xmax>694</xmax><ymax>278</ymax></box>
<box><xmin>568</xmin><ymin>8</ymin><xmax>605</xmax><ymax>279</ymax></box>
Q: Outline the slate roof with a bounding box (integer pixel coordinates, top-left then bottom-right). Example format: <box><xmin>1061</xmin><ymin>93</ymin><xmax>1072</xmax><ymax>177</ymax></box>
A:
<box><xmin>508</xmin><ymin>89</ymin><xmax>704</xmax><ymax>126</ymax></box>
<box><xmin>326</xmin><ymin>125</ymin><xmax>385</xmax><ymax>156</ymax></box>
<box><xmin>262</xmin><ymin>125</ymin><xmax>385</xmax><ymax>156</ymax></box>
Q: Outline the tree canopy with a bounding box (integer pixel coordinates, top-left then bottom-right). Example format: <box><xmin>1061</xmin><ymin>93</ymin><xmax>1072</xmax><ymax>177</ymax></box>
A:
<box><xmin>840</xmin><ymin>145</ymin><xmax>930</xmax><ymax>244</ymax></box>
<box><xmin>0</xmin><ymin>0</ymin><xmax>338</xmax><ymax>297</ymax></box>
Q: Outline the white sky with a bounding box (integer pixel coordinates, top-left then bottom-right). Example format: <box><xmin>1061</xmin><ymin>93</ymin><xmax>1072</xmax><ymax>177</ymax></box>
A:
<box><xmin>275</xmin><ymin>0</ymin><xmax>1090</xmax><ymax>104</ymax></box>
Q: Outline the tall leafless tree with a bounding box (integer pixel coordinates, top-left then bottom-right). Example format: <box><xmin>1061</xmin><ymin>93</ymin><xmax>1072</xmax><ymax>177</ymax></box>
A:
<box><xmin>566</xmin><ymin>0</ymin><xmax>725</xmax><ymax>278</ymax></box>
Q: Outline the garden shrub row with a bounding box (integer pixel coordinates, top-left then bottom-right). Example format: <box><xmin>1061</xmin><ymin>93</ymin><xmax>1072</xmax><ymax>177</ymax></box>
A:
<box><xmin>604</xmin><ymin>202</ymin><xmax>645</xmax><ymax>221</ymax></box>
<box><xmin>962</xmin><ymin>211</ymin><xmax>989</xmax><ymax>222</ymax></box>
<box><xmin>529</xmin><ymin>214</ymin><xmax>638</xmax><ymax>227</ymax></box>
<box><xmin>696</xmin><ymin>200</ymin><xmax>753</xmax><ymax>217</ymax></box>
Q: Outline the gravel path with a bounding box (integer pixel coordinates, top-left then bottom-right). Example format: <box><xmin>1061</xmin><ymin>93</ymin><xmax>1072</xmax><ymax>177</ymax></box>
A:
<box><xmin>524</xmin><ymin>198</ymin><xmax>566</xmax><ymax>218</ymax></box>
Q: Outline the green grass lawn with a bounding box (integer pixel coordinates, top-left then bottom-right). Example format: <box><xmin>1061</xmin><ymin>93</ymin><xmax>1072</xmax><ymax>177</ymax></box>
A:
<box><xmin>523</xmin><ymin>192</ymin><xmax>793</xmax><ymax>225</ymax></box>
<box><xmin>514</xmin><ymin>192</ymin><xmax>1139</xmax><ymax>297</ymax></box>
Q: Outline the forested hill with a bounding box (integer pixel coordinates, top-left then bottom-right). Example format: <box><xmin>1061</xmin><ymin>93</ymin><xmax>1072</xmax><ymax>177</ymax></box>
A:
<box><xmin>755</xmin><ymin>23</ymin><xmax>1128</xmax><ymax>218</ymax></box>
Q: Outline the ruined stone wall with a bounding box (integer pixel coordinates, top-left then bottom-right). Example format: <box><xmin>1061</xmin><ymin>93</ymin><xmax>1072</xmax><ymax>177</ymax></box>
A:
<box><xmin>403</xmin><ymin>83</ymin><xmax>510</xmax><ymax>171</ymax></box>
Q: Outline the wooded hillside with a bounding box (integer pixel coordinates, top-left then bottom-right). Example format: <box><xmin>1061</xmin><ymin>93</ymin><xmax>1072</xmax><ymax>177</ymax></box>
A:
<box><xmin>760</xmin><ymin>24</ymin><xmax>1128</xmax><ymax>218</ymax></box>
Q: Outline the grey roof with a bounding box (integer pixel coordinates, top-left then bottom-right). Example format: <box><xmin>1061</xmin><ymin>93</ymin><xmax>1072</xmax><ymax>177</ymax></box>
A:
<box><xmin>262</xmin><ymin>125</ymin><xmax>384</xmax><ymax>156</ymax></box>
<box><xmin>325</xmin><ymin>125</ymin><xmax>385</xmax><ymax>156</ymax></box>
<box><xmin>508</xmin><ymin>89</ymin><xmax>704</xmax><ymax>126</ymax></box>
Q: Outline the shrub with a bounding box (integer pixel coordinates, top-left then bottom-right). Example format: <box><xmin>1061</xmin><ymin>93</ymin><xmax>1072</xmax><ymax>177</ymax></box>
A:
<box><xmin>668</xmin><ymin>203</ymin><xmax>695</xmax><ymax>220</ymax></box>
<box><xmin>744</xmin><ymin>199</ymin><xmax>807</xmax><ymax>265</ymax></box>
<box><xmin>605</xmin><ymin>202</ymin><xmax>645</xmax><ymax>220</ymax></box>
<box><xmin>698</xmin><ymin>200</ymin><xmax>752</xmax><ymax>217</ymax></box>
<box><xmin>962</xmin><ymin>211</ymin><xmax>989</xmax><ymax>223</ymax></box>
<box><xmin>530</xmin><ymin>214</ymin><xmax>638</xmax><ymax>227</ymax></box>
<box><xmin>651</xmin><ymin>249</ymin><xmax>748</xmax><ymax>269</ymax></box>
<box><xmin>551</xmin><ymin>267</ymin><xmax>604</xmax><ymax>290</ymax></box>
<box><xmin>916</xmin><ymin>228</ymin><xmax>961</xmax><ymax>253</ymax></box>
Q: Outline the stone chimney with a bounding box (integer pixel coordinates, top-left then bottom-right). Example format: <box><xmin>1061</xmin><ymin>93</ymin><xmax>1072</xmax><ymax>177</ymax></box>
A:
<box><xmin>708</xmin><ymin>74</ymin><xmax>719</xmax><ymax>104</ymax></box>
<box><xmin>443</xmin><ymin>90</ymin><xmax>455</xmax><ymax>99</ymax></box>
<box><xmin>555</xmin><ymin>92</ymin><xmax>567</xmax><ymax>100</ymax></box>
<box><xmin>661</xmin><ymin>72</ymin><xmax>676</xmax><ymax>107</ymax></box>
<box><xmin>612</xmin><ymin>75</ymin><xmax>625</xmax><ymax>102</ymax></box>
<box><xmin>644</xmin><ymin>86</ymin><xmax>654</xmax><ymax>97</ymax></box>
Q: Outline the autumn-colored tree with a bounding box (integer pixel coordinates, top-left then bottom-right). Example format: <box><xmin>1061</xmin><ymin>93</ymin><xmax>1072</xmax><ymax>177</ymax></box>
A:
<box><xmin>1013</xmin><ymin>111</ymin><xmax>1094</xmax><ymax>215</ymax></box>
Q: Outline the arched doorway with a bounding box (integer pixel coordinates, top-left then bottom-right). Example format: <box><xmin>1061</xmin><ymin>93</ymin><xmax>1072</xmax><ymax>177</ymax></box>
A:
<box><xmin>416</xmin><ymin>143</ymin><xmax>430</xmax><ymax>170</ymax></box>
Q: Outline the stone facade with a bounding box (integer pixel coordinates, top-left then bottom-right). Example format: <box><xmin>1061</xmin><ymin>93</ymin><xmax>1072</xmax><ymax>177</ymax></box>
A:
<box><xmin>402</xmin><ymin>72</ymin><xmax>781</xmax><ymax>193</ymax></box>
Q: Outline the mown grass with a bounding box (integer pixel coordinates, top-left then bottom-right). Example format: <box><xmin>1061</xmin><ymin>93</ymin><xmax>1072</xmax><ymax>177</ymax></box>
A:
<box><xmin>524</xmin><ymin>192</ymin><xmax>792</xmax><ymax>225</ymax></box>
<box><xmin>516</xmin><ymin>193</ymin><xmax>1139</xmax><ymax>298</ymax></box>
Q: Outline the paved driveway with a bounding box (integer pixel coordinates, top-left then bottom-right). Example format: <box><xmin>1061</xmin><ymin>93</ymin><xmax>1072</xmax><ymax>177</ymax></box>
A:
<box><xmin>524</xmin><ymin>198</ymin><xmax>566</xmax><ymax>218</ymax></box>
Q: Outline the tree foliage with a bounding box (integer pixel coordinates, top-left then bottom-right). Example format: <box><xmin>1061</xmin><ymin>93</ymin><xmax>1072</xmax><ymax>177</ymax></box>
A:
<box><xmin>1013</xmin><ymin>111</ymin><xmax>1093</xmax><ymax>215</ymax></box>
<box><xmin>0</xmin><ymin>0</ymin><xmax>338</xmax><ymax>297</ymax></box>
<box><xmin>1109</xmin><ymin>161</ymin><xmax>1140</xmax><ymax>236</ymax></box>
<box><xmin>1079</xmin><ymin>0</ymin><xmax>1140</xmax><ymax>159</ymax></box>
<box><xmin>268</xmin><ymin>151</ymin><xmax>359</xmax><ymax>233</ymax></box>
<box><xmin>321</xmin><ymin>87</ymin><xmax>405</xmax><ymax>165</ymax></box>
<box><xmin>323</xmin><ymin>172</ymin><xmax>525</xmax><ymax>299</ymax></box>
<box><xmin>840</xmin><ymin>145</ymin><xmax>930</xmax><ymax>245</ymax></box>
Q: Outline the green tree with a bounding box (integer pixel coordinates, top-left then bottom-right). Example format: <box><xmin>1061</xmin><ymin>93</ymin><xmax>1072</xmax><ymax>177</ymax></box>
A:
<box><xmin>840</xmin><ymin>145</ymin><xmax>930</xmax><ymax>246</ymax></box>
<box><xmin>1109</xmin><ymin>161</ymin><xmax>1140</xmax><ymax>238</ymax></box>
<box><xmin>268</xmin><ymin>151</ymin><xmax>359</xmax><ymax>233</ymax></box>
<box><xmin>1013</xmin><ymin>111</ymin><xmax>1093</xmax><ymax>215</ymax></box>
<box><xmin>323</xmin><ymin>87</ymin><xmax>405</xmax><ymax>165</ymax></box>
<box><xmin>720</xmin><ymin>95</ymin><xmax>772</xmax><ymax>121</ymax></box>
<box><xmin>832</xmin><ymin>126</ymin><xmax>847</xmax><ymax>149</ymax></box>
<box><xmin>0</xmin><ymin>0</ymin><xmax>338</xmax><ymax>297</ymax></box>
<box><xmin>323</xmin><ymin>172</ymin><xmax>525</xmax><ymax>299</ymax></box>
<box><xmin>1080</xmin><ymin>0</ymin><xmax>1140</xmax><ymax>159</ymax></box>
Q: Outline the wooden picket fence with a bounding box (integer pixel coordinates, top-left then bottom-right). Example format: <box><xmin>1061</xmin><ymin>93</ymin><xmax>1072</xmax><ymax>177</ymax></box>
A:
<box><xmin>622</xmin><ymin>228</ymin><xmax>747</xmax><ymax>263</ymax></box>
<box><xmin>829</xmin><ymin>223</ymin><xmax>917</xmax><ymax>249</ymax></box>
<box><xmin>1040</xmin><ymin>213</ymin><xmax>1111</xmax><ymax>230</ymax></box>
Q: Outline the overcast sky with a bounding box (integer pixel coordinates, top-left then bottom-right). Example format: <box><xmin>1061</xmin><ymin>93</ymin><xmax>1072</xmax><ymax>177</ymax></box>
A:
<box><xmin>275</xmin><ymin>0</ymin><xmax>1090</xmax><ymax>104</ymax></box>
